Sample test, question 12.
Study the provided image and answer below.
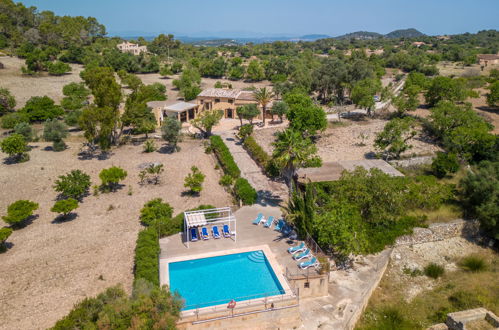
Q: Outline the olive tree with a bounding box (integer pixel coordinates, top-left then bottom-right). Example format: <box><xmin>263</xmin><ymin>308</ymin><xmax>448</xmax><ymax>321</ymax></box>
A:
<box><xmin>2</xmin><ymin>200</ymin><xmax>39</xmax><ymax>227</ymax></box>
<box><xmin>43</xmin><ymin>119</ymin><xmax>68</xmax><ymax>151</ymax></box>
<box><xmin>51</xmin><ymin>198</ymin><xmax>79</xmax><ymax>219</ymax></box>
<box><xmin>161</xmin><ymin>117</ymin><xmax>182</xmax><ymax>151</ymax></box>
<box><xmin>99</xmin><ymin>166</ymin><xmax>128</xmax><ymax>192</ymax></box>
<box><xmin>54</xmin><ymin>170</ymin><xmax>91</xmax><ymax>200</ymax></box>
<box><xmin>0</xmin><ymin>134</ymin><xmax>29</xmax><ymax>162</ymax></box>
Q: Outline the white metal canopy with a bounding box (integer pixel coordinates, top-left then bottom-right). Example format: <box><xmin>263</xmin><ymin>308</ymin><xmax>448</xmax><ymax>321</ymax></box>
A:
<box><xmin>184</xmin><ymin>207</ymin><xmax>236</xmax><ymax>247</ymax></box>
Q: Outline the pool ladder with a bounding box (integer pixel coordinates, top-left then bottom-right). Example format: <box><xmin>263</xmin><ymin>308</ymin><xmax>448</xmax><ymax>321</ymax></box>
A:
<box><xmin>247</xmin><ymin>251</ymin><xmax>266</xmax><ymax>263</ymax></box>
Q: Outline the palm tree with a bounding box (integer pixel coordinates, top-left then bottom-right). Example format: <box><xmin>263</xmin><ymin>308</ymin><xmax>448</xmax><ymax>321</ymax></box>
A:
<box><xmin>272</xmin><ymin>129</ymin><xmax>319</xmax><ymax>194</ymax></box>
<box><xmin>253</xmin><ymin>87</ymin><xmax>274</xmax><ymax>126</ymax></box>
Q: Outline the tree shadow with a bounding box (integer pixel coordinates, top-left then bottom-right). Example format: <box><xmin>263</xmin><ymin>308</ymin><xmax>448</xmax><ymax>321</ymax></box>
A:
<box><xmin>364</xmin><ymin>151</ymin><xmax>378</xmax><ymax>159</ymax></box>
<box><xmin>256</xmin><ymin>190</ymin><xmax>283</xmax><ymax>207</ymax></box>
<box><xmin>157</xmin><ymin>145</ymin><xmax>177</xmax><ymax>154</ymax></box>
<box><xmin>77</xmin><ymin>151</ymin><xmax>113</xmax><ymax>161</ymax></box>
<box><xmin>51</xmin><ymin>213</ymin><xmax>78</xmax><ymax>224</ymax></box>
<box><xmin>181</xmin><ymin>190</ymin><xmax>200</xmax><ymax>197</ymax></box>
<box><xmin>11</xmin><ymin>214</ymin><xmax>39</xmax><ymax>229</ymax></box>
<box><xmin>0</xmin><ymin>242</ymin><xmax>14</xmax><ymax>254</ymax></box>
<box><xmin>476</xmin><ymin>106</ymin><xmax>499</xmax><ymax>114</ymax></box>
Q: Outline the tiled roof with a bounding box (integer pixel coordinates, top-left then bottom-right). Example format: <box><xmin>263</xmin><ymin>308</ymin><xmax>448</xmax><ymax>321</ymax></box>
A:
<box><xmin>198</xmin><ymin>88</ymin><xmax>243</xmax><ymax>98</ymax></box>
<box><xmin>478</xmin><ymin>54</ymin><xmax>499</xmax><ymax>60</ymax></box>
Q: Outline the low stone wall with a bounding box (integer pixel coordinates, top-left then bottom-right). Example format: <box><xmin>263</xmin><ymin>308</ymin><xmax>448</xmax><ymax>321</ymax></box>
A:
<box><xmin>395</xmin><ymin>219</ymin><xmax>480</xmax><ymax>246</ymax></box>
<box><xmin>287</xmin><ymin>275</ymin><xmax>329</xmax><ymax>299</ymax></box>
<box><xmin>177</xmin><ymin>298</ymin><xmax>301</xmax><ymax>329</ymax></box>
<box><xmin>389</xmin><ymin>155</ymin><xmax>434</xmax><ymax>168</ymax></box>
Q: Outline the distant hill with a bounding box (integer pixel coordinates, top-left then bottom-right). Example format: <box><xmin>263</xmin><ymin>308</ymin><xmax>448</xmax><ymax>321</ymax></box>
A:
<box><xmin>335</xmin><ymin>28</ymin><xmax>425</xmax><ymax>40</ymax></box>
<box><xmin>297</xmin><ymin>34</ymin><xmax>331</xmax><ymax>41</ymax></box>
<box><xmin>335</xmin><ymin>31</ymin><xmax>383</xmax><ymax>40</ymax></box>
<box><xmin>385</xmin><ymin>28</ymin><xmax>425</xmax><ymax>38</ymax></box>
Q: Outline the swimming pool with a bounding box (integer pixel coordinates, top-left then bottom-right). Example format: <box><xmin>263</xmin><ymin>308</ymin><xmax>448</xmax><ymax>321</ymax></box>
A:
<box><xmin>168</xmin><ymin>250</ymin><xmax>285</xmax><ymax>310</ymax></box>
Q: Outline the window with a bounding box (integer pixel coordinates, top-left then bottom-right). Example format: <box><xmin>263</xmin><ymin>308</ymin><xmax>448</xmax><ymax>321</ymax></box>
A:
<box><xmin>304</xmin><ymin>282</ymin><xmax>310</xmax><ymax>289</ymax></box>
<box><xmin>215</xmin><ymin>99</ymin><xmax>220</xmax><ymax>103</ymax></box>
<box><xmin>228</xmin><ymin>99</ymin><xmax>233</xmax><ymax>104</ymax></box>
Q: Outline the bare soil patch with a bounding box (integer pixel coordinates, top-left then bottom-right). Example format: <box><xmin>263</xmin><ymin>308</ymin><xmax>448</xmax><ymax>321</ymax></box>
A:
<box><xmin>253</xmin><ymin>119</ymin><xmax>442</xmax><ymax>162</ymax></box>
<box><xmin>0</xmin><ymin>139</ymin><xmax>231</xmax><ymax>330</ymax></box>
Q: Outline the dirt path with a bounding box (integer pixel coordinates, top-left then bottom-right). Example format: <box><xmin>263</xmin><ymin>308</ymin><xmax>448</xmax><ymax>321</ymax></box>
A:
<box><xmin>217</xmin><ymin>131</ymin><xmax>288</xmax><ymax>206</ymax></box>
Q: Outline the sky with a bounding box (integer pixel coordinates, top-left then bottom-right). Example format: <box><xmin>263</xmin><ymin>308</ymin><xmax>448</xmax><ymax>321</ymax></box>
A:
<box><xmin>20</xmin><ymin>0</ymin><xmax>499</xmax><ymax>37</ymax></box>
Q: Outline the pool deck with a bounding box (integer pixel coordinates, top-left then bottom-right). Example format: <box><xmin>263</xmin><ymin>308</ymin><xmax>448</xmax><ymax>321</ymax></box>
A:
<box><xmin>160</xmin><ymin>205</ymin><xmax>314</xmax><ymax>287</ymax></box>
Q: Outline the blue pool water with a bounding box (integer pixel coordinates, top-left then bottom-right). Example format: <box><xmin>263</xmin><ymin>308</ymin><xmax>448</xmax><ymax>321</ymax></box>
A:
<box><xmin>169</xmin><ymin>250</ymin><xmax>285</xmax><ymax>310</ymax></box>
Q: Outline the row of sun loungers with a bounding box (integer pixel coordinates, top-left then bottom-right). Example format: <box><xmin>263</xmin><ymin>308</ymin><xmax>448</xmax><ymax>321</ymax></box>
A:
<box><xmin>252</xmin><ymin>213</ymin><xmax>286</xmax><ymax>231</ymax></box>
<box><xmin>190</xmin><ymin>224</ymin><xmax>231</xmax><ymax>242</ymax></box>
<box><xmin>287</xmin><ymin>242</ymin><xmax>320</xmax><ymax>269</ymax></box>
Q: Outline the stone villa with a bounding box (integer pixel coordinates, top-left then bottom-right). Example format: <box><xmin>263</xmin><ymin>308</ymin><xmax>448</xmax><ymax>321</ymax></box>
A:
<box><xmin>116</xmin><ymin>41</ymin><xmax>147</xmax><ymax>55</ymax></box>
<box><xmin>478</xmin><ymin>54</ymin><xmax>499</xmax><ymax>67</ymax></box>
<box><xmin>148</xmin><ymin>88</ymin><xmax>267</xmax><ymax>127</ymax></box>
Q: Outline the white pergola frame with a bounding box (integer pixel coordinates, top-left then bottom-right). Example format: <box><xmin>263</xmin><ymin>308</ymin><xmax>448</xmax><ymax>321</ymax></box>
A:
<box><xmin>184</xmin><ymin>207</ymin><xmax>236</xmax><ymax>248</ymax></box>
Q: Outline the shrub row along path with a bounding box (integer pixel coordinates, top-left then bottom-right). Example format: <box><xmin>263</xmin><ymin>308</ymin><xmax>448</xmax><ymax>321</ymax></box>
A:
<box><xmin>217</xmin><ymin>131</ymin><xmax>288</xmax><ymax>206</ymax></box>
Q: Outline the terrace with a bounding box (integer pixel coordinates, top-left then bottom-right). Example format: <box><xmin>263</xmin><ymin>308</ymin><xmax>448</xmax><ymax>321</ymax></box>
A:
<box><xmin>160</xmin><ymin>205</ymin><xmax>321</xmax><ymax>284</ymax></box>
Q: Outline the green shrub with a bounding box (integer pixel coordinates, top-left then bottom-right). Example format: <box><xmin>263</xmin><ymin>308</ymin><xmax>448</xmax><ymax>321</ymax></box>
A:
<box><xmin>243</xmin><ymin>136</ymin><xmax>271</xmax><ymax>168</ymax></box>
<box><xmin>143</xmin><ymin>140</ymin><xmax>156</xmax><ymax>153</ymax></box>
<box><xmin>64</xmin><ymin>109</ymin><xmax>82</xmax><ymax>127</ymax></box>
<box><xmin>0</xmin><ymin>227</ymin><xmax>13</xmax><ymax>247</ymax></box>
<box><xmin>0</xmin><ymin>133</ymin><xmax>29</xmax><ymax>162</ymax></box>
<box><xmin>14</xmin><ymin>122</ymin><xmax>35</xmax><ymax>142</ymax></box>
<box><xmin>184</xmin><ymin>166</ymin><xmax>205</xmax><ymax>194</ymax></box>
<box><xmin>424</xmin><ymin>263</ymin><xmax>445</xmax><ymax>279</ymax></box>
<box><xmin>460</xmin><ymin>255</ymin><xmax>488</xmax><ymax>272</ymax></box>
<box><xmin>432</xmin><ymin>152</ymin><xmax>460</xmax><ymax>178</ymax></box>
<box><xmin>54</xmin><ymin>169</ymin><xmax>91</xmax><ymax>200</ymax></box>
<box><xmin>21</xmin><ymin>96</ymin><xmax>64</xmax><ymax>122</ymax></box>
<box><xmin>237</xmin><ymin>124</ymin><xmax>253</xmax><ymax>140</ymax></box>
<box><xmin>134</xmin><ymin>227</ymin><xmax>160</xmax><ymax>286</ymax></box>
<box><xmin>51</xmin><ymin>198</ymin><xmax>79</xmax><ymax>218</ymax></box>
<box><xmin>209</xmin><ymin>135</ymin><xmax>241</xmax><ymax>178</ymax></box>
<box><xmin>47</xmin><ymin>61</ymin><xmax>71</xmax><ymax>76</ymax></box>
<box><xmin>52</xmin><ymin>281</ymin><xmax>181</xmax><ymax>329</ymax></box>
<box><xmin>219</xmin><ymin>174</ymin><xmax>233</xmax><ymax>187</ymax></box>
<box><xmin>99</xmin><ymin>166</ymin><xmax>127</xmax><ymax>192</ymax></box>
<box><xmin>43</xmin><ymin>119</ymin><xmax>68</xmax><ymax>151</ymax></box>
<box><xmin>139</xmin><ymin>198</ymin><xmax>173</xmax><ymax>226</ymax></box>
<box><xmin>234</xmin><ymin>178</ymin><xmax>257</xmax><ymax>205</ymax></box>
<box><xmin>2</xmin><ymin>200</ymin><xmax>39</xmax><ymax>227</ymax></box>
<box><xmin>1</xmin><ymin>112</ymin><xmax>29</xmax><ymax>129</ymax></box>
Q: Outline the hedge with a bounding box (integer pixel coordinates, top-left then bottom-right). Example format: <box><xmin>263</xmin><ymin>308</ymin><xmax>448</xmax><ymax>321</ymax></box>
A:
<box><xmin>234</xmin><ymin>178</ymin><xmax>258</xmax><ymax>205</ymax></box>
<box><xmin>243</xmin><ymin>136</ymin><xmax>280</xmax><ymax>177</ymax></box>
<box><xmin>134</xmin><ymin>227</ymin><xmax>160</xmax><ymax>286</ymax></box>
<box><xmin>209</xmin><ymin>135</ymin><xmax>241</xmax><ymax>178</ymax></box>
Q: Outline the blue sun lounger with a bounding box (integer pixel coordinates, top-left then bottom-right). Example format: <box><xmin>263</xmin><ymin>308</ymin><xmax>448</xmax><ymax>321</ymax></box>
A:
<box><xmin>252</xmin><ymin>213</ymin><xmax>264</xmax><ymax>225</ymax></box>
<box><xmin>201</xmin><ymin>227</ymin><xmax>209</xmax><ymax>240</ymax></box>
<box><xmin>293</xmin><ymin>249</ymin><xmax>311</xmax><ymax>261</ymax></box>
<box><xmin>263</xmin><ymin>216</ymin><xmax>275</xmax><ymax>228</ymax></box>
<box><xmin>274</xmin><ymin>219</ymin><xmax>285</xmax><ymax>232</ymax></box>
<box><xmin>190</xmin><ymin>228</ymin><xmax>198</xmax><ymax>242</ymax></box>
<box><xmin>299</xmin><ymin>257</ymin><xmax>319</xmax><ymax>269</ymax></box>
<box><xmin>212</xmin><ymin>226</ymin><xmax>221</xmax><ymax>239</ymax></box>
<box><xmin>223</xmin><ymin>224</ymin><xmax>231</xmax><ymax>238</ymax></box>
<box><xmin>287</xmin><ymin>242</ymin><xmax>305</xmax><ymax>254</ymax></box>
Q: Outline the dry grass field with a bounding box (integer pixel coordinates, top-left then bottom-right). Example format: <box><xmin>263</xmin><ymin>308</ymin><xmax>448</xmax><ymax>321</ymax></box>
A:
<box><xmin>0</xmin><ymin>139</ymin><xmax>231</xmax><ymax>330</ymax></box>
